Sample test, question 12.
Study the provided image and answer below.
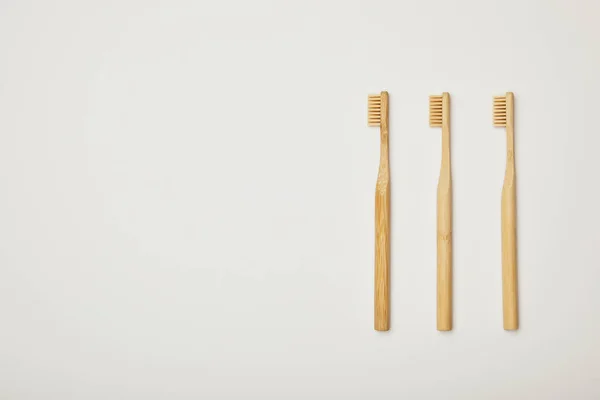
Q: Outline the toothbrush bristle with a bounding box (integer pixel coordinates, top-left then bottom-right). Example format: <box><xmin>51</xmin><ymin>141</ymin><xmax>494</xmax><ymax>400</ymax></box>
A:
<box><xmin>368</xmin><ymin>94</ymin><xmax>382</xmax><ymax>126</ymax></box>
<box><xmin>429</xmin><ymin>95</ymin><xmax>443</xmax><ymax>127</ymax></box>
<box><xmin>493</xmin><ymin>96</ymin><xmax>507</xmax><ymax>127</ymax></box>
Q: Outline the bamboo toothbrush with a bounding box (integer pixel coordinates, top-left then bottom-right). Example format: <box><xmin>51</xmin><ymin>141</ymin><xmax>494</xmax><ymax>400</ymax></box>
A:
<box><xmin>494</xmin><ymin>92</ymin><xmax>518</xmax><ymax>330</ymax></box>
<box><xmin>429</xmin><ymin>93</ymin><xmax>452</xmax><ymax>331</ymax></box>
<box><xmin>368</xmin><ymin>91</ymin><xmax>390</xmax><ymax>331</ymax></box>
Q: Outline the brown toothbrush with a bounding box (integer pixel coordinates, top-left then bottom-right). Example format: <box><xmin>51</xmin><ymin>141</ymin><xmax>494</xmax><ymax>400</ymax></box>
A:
<box><xmin>368</xmin><ymin>91</ymin><xmax>390</xmax><ymax>331</ymax></box>
<box><xmin>494</xmin><ymin>92</ymin><xmax>518</xmax><ymax>330</ymax></box>
<box><xmin>429</xmin><ymin>93</ymin><xmax>452</xmax><ymax>331</ymax></box>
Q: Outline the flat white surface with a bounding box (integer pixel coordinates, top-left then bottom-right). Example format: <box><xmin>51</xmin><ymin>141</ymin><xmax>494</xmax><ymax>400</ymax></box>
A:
<box><xmin>1</xmin><ymin>0</ymin><xmax>599</xmax><ymax>398</ymax></box>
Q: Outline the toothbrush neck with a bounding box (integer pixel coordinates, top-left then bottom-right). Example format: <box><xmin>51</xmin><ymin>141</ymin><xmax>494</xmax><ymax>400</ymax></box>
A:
<box><xmin>506</xmin><ymin>126</ymin><xmax>514</xmax><ymax>164</ymax></box>
<box><xmin>380</xmin><ymin>127</ymin><xmax>389</xmax><ymax>164</ymax></box>
<box><xmin>441</xmin><ymin>126</ymin><xmax>451</xmax><ymax>169</ymax></box>
<box><xmin>378</xmin><ymin>91</ymin><xmax>389</xmax><ymax>173</ymax></box>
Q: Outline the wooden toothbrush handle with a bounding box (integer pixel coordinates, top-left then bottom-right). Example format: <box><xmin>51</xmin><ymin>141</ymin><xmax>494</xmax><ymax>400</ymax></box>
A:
<box><xmin>374</xmin><ymin>181</ymin><xmax>390</xmax><ymax>331</ymax></box>
<box><xmin>374</xmin><ymin>91</ymin><xmax>390</xmax><ymax>331</ymax></box>
<box><xmin>502</xmin><ymin>92</ymin><xmax>518</xmax><ymax>330</ymax></box>
<box><xmin>501</xmin><ymin>173</ymin><xmax>518</xmax><ymax>330</ymax></box>
<box><xmin>437</xmin><ymin>181</ymin><xmax>452</xmax><ymax>331</ymax></box>
<box><xmin>437</xmin><ymin>92</ymin><xmax>452</xmax><ymax>332</ymax></box>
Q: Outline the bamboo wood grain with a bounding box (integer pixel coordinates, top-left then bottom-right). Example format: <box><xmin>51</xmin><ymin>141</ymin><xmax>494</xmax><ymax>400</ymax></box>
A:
<box><xmin>500</xmin><ymin>92</ymin><xmax>518</xmax><ymax>330</ymax></box>
<box><xmin>436</xmin><ymin>93</ymin><xmax>452</xmax><ymax>331</ymax></box>
<box><xmin>368</xmin><ymin>92</ymin><xmax>390</xmax><ymax>331</ymax></box>
<box><xmin>374</xmin><ymin>92</ymin><xmax>390</xmax><ymax>331</ymax></box>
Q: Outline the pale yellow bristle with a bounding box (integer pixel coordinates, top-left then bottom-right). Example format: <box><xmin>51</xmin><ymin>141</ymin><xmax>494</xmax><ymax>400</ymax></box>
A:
<box><xmin>368</xmin><ymin>94</ymin><xmax>381</xmax><ymax>126</ymax></box>
<box><xmin>429</xmin><ymin>95</ymin><xmax>443</xmax><ymax>127</ymax></box>
<box><xmin>493</xmin><ymin>95</ymin><xmax>507</xmax><ymax>127</ymax></box>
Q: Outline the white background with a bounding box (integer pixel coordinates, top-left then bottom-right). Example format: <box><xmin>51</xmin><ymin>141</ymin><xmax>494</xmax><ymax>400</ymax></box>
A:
<box><xmin>1</xmin><ymin>0</ymin><xmax>599</xmax><ymax>398</ymax></box>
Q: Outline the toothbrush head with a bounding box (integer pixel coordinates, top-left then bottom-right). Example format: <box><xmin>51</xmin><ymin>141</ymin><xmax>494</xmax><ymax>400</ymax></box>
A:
<box><xmin>368</xmin><ymin>93</ymin><xmax>382</xmax><ymax>126</ymax></box>
<box><xmin>429</xmin><ymin>95</ymin><xmax>443</xmax><ymax>127</ymax></box>
<box><xmin>493</xmin><ymin>95</ymin><xmax>507</xmax><ymax>127</ymax></box>
<box><xmin>429</xmin><ymin>94</ymin><xmax>450</xmax><ymax>128</ymax></box>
